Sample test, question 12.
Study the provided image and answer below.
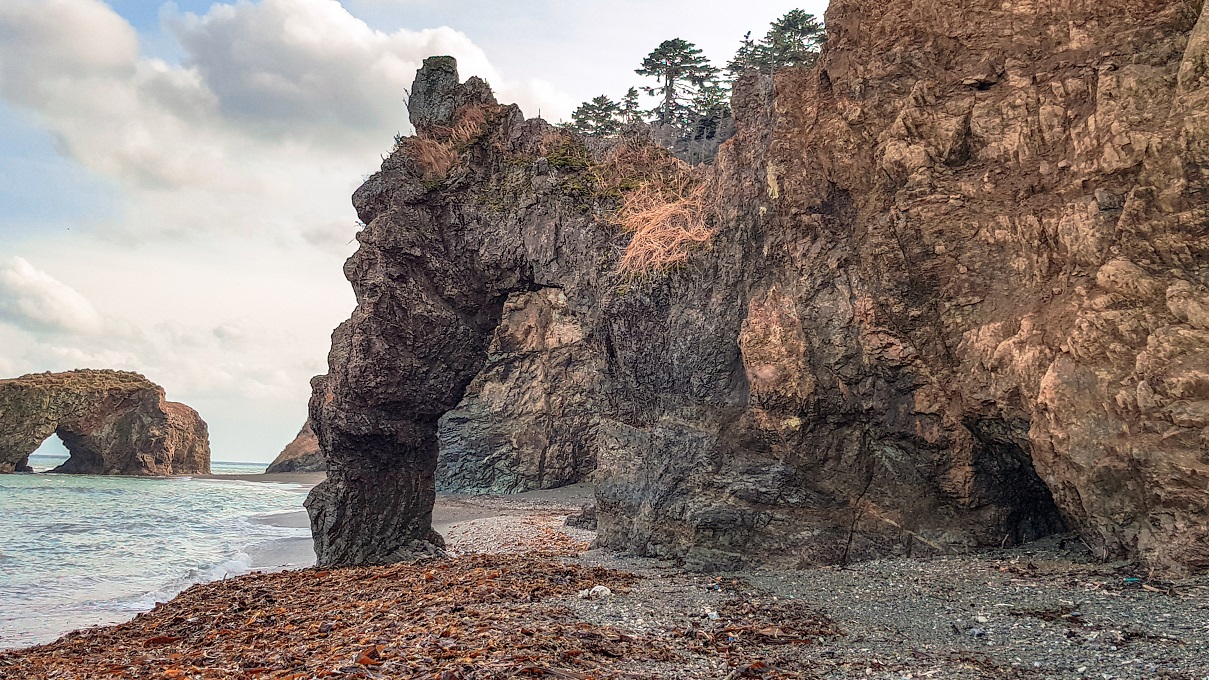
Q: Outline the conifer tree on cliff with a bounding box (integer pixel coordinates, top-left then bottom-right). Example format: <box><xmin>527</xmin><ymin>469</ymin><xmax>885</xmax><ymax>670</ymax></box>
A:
<box><xmin>636</xmin><ymin>38</ymin><xmax>719</xmax><ymax>126</ymax></box>
<box><xmin>727</xmin><ymin>9</ymin><xmax>826</xmax><ymax>77</ymax></box>
<box><xmin>566</xmin><ymin>95</ymin><xmax>624</xmax><ymax>136</ymax></box>
<box><xmin>690</xmin><ymin>79</ymin><xmax>731</xmax><ymax>140</ymax></box>
<box><xmin>620</xmin><ymin>87</ymin><xmax>644</xmax><ymax>124</ymax></box>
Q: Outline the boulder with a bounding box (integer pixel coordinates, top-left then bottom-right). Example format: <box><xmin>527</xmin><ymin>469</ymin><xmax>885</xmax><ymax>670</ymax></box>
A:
<box><xmin>0</xmin><ymin>370</ymin><xmax>209</xmax><ymax>475</ymax></box>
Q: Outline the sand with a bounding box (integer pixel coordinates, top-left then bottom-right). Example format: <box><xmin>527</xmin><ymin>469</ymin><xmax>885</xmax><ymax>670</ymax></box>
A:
<box><xmin>194</xmin><ymin>472</ymin><xmax>327</xmax><ymax>486</ymax></box>
<box><xmin>242</xmin><ymin>479</ymin><xmax>595</xmax><ymax>570</ymax></box>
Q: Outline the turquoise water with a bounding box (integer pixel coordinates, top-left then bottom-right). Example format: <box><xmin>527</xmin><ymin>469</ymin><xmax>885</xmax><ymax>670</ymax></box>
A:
<box><xmin>0</xmin><ymin>454</ymin><xmax>313</xmax><ymax>649</ymax></box>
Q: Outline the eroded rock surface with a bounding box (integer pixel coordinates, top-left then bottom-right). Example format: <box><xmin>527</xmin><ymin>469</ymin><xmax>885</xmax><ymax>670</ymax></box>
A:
<box><xmin>310</xmin><ymin>0</ymin><xmax>1209</xmax><ymax>574</ymax></box>
<box><xmin>266</xmin><ymin>420</ymin><xmax>326</xmax><ymax>474</ymax></box>
<box><xmin>0</xmin><ymin>370</ymin><xmax>210</xmax><ymax>475</ymax></box>
<box><xmin>436</xmin><ymin>288</ymin><xmax>600</xmax><ymax>494</ymax></box>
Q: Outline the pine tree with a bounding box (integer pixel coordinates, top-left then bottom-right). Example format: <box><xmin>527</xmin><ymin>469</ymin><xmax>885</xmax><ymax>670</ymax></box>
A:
<box><xmin>727</xmin><ymin>10</ymin><xmax>826</xmax><ymax>77</ymax></box>
<box><xmin>636</xmin><ymin>38</ymin><xmax>720</xmax><ymax>125</ymax></box>
<box><xmin>566</xmin><ymin>95</ymin><xmax>623</xmax><ymax>136</ymax></box>
<box><xmin>620</xmin><ymin>87</ymin><xmax>644</xmax><ymax>125</ymax></box>
<box><xmin>729</xmin><ymin>32</ymin><xmax>759</xmax><ymax>77</ymax></box>
<box><xmin>690</xmin><ymin>78</ymin><xmax>731</xmax><ymax>140</ymax></box>
<box><xmin>764</xmin><ymin>10</ymin><xmax>825</xmax><ymax>68</ymax></box>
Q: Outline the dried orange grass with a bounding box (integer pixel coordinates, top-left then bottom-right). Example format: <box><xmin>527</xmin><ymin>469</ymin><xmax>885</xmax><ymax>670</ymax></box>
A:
<box><xmin>400</xmin><ymin>105</ymin><xmax>490</xmax><ymax>183</ymax></box>
<box><xmin>605</xmin><ymin>145</ymin><xmax>717</xmax><ymax>277</ymax></box>
<box><xmin>406</xmin><ymin>137</ymin><xmax>457</xmax><ymax>181</ymax></box>
<box><xmin>443</xmin><ymin>105</ymin><xmax>487</xmax><ymax>147</ymax></box>
<box><xmin>614</xmin><ymin>178</ymin><xmax>714</xmax><ymax>276</ymax></box>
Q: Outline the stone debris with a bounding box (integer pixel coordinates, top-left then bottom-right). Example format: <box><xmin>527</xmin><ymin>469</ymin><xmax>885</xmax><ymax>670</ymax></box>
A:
<box><xmin>578</xmin><ymin>585</ymin><xmax>613</xmax><ymax>600</ymax></box>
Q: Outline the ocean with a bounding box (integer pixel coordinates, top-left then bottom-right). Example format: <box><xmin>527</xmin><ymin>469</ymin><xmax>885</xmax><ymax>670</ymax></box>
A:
<box><xmin>0</xmin><ymin>452</ymin><xmax>315</xmax><ymax>650</ymax></box>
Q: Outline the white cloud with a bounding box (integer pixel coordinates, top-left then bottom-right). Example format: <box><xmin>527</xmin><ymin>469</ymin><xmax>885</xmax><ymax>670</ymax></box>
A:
<box><xmin>0</xmin><ymin>0</ymin><xmax>579</xmax><ymax>460</ymax></box>
<box><xmin>0</xmin><ymin>256</ymin><xmax>104</xmax><ymax>334</ymax></box>
<box><xmin>0</xmin><ymin>0</ymin><xmax>574</xmax><ymax>242</ymax></box>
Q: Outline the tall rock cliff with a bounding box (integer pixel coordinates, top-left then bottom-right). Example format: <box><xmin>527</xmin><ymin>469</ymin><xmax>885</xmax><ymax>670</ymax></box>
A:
<box><xmin>308</xmin><ymin>1</ymin><xmax>1209</xmax><ymax>574</ymax></box>
<box><xmin>0</xmin><ymin>370</ymin><xmax>210</xmax><ymax>475</ymax></box>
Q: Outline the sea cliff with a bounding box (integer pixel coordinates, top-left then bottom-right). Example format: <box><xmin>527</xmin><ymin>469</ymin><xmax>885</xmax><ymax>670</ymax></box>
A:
<box><xmin>307</xmin><ymin>0</ymin><xmax>1209</xmax><ymax>575</ymax></box>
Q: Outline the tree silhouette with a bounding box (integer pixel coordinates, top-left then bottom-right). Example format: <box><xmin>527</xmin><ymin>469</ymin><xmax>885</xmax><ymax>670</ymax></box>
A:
<box><xmin>620</xmin><ymin>87</ymin><xmax>644</xmax><ymax>125</ymax></box>
<box><xmin>636</xmin><ymin>38</ymin><xmax>719</xmax><ymax>125</ymax></box>
<box><xmin>566</xmin><ymin>95</ymin><xmax>623</xmax><ymax>136</ymax></box>
<box><xmin>690</xmin><ymin>79</ymin><xmax>731</xmax><ymax>140</ymax></box>
<box><xmin>727</xmin><ymin>10</ymin><xmax>826</xmax><ymax>77</ymax></box>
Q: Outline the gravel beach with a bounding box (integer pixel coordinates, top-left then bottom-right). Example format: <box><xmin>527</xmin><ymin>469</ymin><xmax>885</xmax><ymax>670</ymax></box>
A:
<box><xmin>4</xmin><ymin>480</ymin><xmax>1206</xmax><ymax>678</ymax></box>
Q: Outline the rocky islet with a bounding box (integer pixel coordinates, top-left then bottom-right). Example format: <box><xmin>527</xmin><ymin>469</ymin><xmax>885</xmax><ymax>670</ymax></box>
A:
<box><xmin>0</xmin><ymin>369</ymin><xmax>210</xmax><ymax>476</ymax></box>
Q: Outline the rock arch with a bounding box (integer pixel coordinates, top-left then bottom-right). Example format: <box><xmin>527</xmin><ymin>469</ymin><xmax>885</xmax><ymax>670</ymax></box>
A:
<box><xmin>0</xmin><ymin>370</ymin><xmax>210</xmax><ymax>475</ymax></box>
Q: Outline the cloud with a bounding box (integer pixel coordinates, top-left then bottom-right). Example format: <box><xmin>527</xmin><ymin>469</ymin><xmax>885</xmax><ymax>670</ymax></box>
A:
<box><xmin>0</xmin><ymin>256</ymin><xmax>104</xmax><ymax>334</ymax></box>
<box><xmin>0</xmin><ymin>0</ymin><xmax>574</xmax><ymax>243</ymax></box>
<box><xmin>0</xmin><ymin>0</ymin><xmax>578</xmax><ymax>460</ymax></box>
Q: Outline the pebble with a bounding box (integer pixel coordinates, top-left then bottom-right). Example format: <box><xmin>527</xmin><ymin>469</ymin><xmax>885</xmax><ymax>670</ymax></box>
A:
<box><xmin>577</xmin><ymin>585</ymin><xmax>612</xmax><ymax>599</ymax></box>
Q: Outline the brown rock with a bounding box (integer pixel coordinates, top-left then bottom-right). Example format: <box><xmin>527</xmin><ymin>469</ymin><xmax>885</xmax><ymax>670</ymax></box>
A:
<box><xmin>309</xmin><ymin>0</ymin><xmax>1209</xmax><ymax>575</ymax></box>
<box><xmin>266</xmin><ymin>420</ymin><xmax>325</xmax><ymax>473</ymax></box>
<box><xmin>0</xmin><ymin>369</ymin><xmax>209</xmax><ymax>475</ymax></box>
<box><xmin>436</xmin><ymin>288</ymin><xmax>600</xmax><ymax>494</ymax></box>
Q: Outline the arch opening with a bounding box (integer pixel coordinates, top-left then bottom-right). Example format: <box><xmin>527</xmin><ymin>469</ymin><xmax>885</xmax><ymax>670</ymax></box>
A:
<box><xmin>27</xmin><ymin>435</ymin><xmax>71</xmax><ymax>472</ymax></box>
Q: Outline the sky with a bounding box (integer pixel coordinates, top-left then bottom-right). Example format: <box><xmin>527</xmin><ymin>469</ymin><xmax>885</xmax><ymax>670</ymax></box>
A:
<box><xmin>0</xmin><ymin>0</ymin><xmax>828</xmax><ymax>463</ymax></box>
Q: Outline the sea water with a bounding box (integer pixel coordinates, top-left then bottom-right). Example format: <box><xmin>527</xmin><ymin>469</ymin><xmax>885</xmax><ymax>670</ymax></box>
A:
<box><xmin>0</xmin><ymin>453</ymin><xmax>314</xmax><ymax>649</ymax></box>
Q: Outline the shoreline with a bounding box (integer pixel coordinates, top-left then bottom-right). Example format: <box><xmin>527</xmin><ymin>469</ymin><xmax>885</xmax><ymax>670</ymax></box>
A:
<box><xmin>3</xmin><ymin>507</ymin><xmax>1207</xmax><ymax>678</ymax></box>
<box><xmin>0</xmin><ymin>471</ymin><xmax>324</xmax><ymax>652</ymax></box>
<box><xmin>14</xmin><ymin>480</ymin><xmax>1206</xmax><ymax>676</ymax></box>
<box><xmin>193</xmin><ymin>471</ymin><xmax>327</xmax><ymax>486</ymax></box>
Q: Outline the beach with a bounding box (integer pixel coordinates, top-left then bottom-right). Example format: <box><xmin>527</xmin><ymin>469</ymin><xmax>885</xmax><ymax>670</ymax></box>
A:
<box><xmin>0</xmin><ymin>463</ymin><xmax>318</xmax><ymax>651</ymax></box>
<box><xmin>3</xmin><ymin>481</ymin><xmax>1208</xmax><ymax>678</ymax></box>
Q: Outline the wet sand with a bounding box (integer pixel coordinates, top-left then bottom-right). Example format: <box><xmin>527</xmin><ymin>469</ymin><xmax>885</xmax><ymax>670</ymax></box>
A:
<box><xmin>194</xmin><ymin>471</ymin><xmax>327</xmax><ymax>486</ymax></box>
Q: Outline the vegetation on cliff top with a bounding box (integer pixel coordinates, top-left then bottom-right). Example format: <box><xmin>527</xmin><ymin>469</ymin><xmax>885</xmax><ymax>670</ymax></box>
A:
<box><xmin>563</xmin><ymin>10</ymin><xmax>826</xmax><ymax>141</ymax></box>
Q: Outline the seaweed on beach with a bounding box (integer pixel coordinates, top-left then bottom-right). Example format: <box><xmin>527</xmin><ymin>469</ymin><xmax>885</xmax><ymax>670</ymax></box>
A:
<box><xmin>0</xmin><ymin>523</ymin><xmax>839</xmax><ymax>680</ymax></box>
<box><xmin>0</xmin><ymin>551</ymin><xmax>652</xmax><ymax>679</ymax></box>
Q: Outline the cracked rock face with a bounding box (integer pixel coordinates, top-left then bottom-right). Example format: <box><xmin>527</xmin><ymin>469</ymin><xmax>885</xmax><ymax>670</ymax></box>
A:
<box><xmin>436</xmin><ymin>288</ymin><xmax>601</xmax><ymax>494</ymax></box>
<box><xmin>310</xmin><ymin>0</ymin><xmax>1209</xmax><ymax>575</ymax></box>
<box><xmin>0</xmin><ymin>370</ymin><xmax>210</xmax><ymax>475</ymax></box>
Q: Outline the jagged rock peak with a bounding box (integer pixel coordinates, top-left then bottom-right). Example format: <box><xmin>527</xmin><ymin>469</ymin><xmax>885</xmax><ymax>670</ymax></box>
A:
<box><xmin>0</xmin><ymin>369</ymin><xmax>210</xmax><ymax>475</ymax></box>
<box><xmin>408</xmin><ymin>56</ymin><xmax>498</xmax><ymax>132</ymax></box>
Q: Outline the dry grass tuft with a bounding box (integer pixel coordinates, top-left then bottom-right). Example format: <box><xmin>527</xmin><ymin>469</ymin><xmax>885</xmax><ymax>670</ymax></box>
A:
<box><xmin>394</xmin><ymin>104</ymin><xmax>494</xmax><ymax>185</ymax></box>
<box><xmin>425</xmin><ymin>105</ymin><xmax>488</xmax><ymax>148</ymax></box>
<box><xmin>599</xmin><ymin>143</ymin><xmax>718</xmax><ymax>277</ymax></box>
<box><xmin>405</xmin><ymin>137</ymin><xmax>458</xmax><ymax>182</ymax></box>
<box><xmin>449</xmin><ymin>105</ymin><xmax>487</xmax><ymax>146</ymax></box>
<box><xmin>614</xmin><ymin>180</ymin><xmax>714</xmax><ymax>276</ymax></box>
